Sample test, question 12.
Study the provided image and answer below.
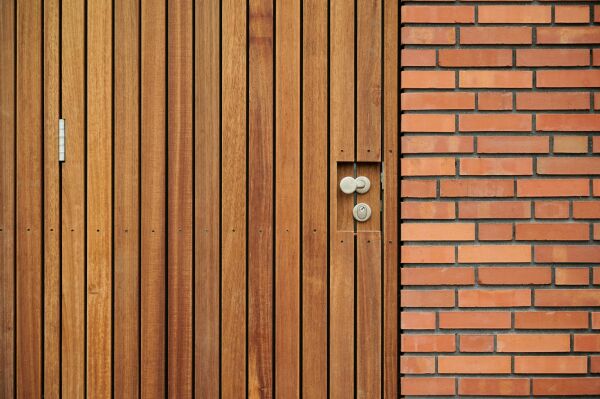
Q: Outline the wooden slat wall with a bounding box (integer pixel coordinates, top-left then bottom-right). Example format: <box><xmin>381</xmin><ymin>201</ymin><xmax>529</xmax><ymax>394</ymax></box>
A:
<box><xmin>0</xmin><ymin>1</ymin><xmax>398</xmax><ymax>397</ymax></box>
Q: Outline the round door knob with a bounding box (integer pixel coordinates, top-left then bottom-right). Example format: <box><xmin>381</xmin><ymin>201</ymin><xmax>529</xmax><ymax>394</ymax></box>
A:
<box><xmin>353</xmin><ymin>203</ymin><xmax>372</xmax><ymax>222</ymax></box>
<box><xmin>339</xmin><ymin>176</ymin><xmax>371</xmax><ymax>194</ymax></box>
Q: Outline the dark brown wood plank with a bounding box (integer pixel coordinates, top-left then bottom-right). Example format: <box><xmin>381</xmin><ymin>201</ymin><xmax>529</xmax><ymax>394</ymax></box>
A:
<box><xmin>114</xmin><ymin>0</ymin><xmax>140</xmax><ymax>396</ymax></box>
<box><xmin>301</xmin><ymin>0</ymin><xmax>328</xmax><ymax>396</ymax></box>
<box><xmin>0</xmin><ymin>0</ymin><xmax>15</xmax><ymax>396</ymax></box>
<box><xmin>195</xmin><ymin>0</ymin><xmax>220</xmax><ymax>397</ymax></box>
<box><xmin>140</xmin><ymin>0</ymin><xmax>167</xmax><ymax>395</ymax></box>
<box><xmin>248</xmin><ymin>0</ymin><xmax>274</xmax><ymax>396</ymax></box>
<box><xmin>167</xmin><ymin>1</ymin><xmax>194</xmax><ymax>397</ymax></box>
<box><xmin>221</xmin><ymin>0</ymin><xmax>247</xmax><ymax>395</ymax></box>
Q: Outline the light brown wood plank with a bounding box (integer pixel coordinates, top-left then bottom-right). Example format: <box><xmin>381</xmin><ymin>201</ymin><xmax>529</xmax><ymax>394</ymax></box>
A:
<box><xmin>114</xmin><ymin>0</ymin><xmax>140</xmax><ymax>396</ymax></box>
<box><xmin>275</xmin><ymin>0</ymin><xmax>301</xmax><ymax>396</ymax></box>
<box><xmin>383</xmin><ymin>0</ymin><xmax>398</xmax><ymax>396</ymax></box>
<box><xmin>167</xmin><ymin>1</ymin><xmax>194</xmax><ymax>397</ymax></box>
<box><xmin>357</xmin><ymin>232</ymin><xmax>382</xmax><ymax>398</ymax></box>
<box><xmin>301</xmin><ymin>0</ymin><xmax>328</xmax><ymax>396</ymax></box>
<box><xmin>356</xmin><ymin>164</ymin><xmax>380</xmax><ymax>233</ymax></box>
<box><xmin>221</xmin><ymin>0</ymin><xmax>247</xmax><ymax>395</ymax></box>
<box><xmin>61</xmin><ymin>0</ymin><xmax>86</xmax><ymax>395</ymax></box>
<box><xmin>248</xmin><ymin>0</ymin><xmax>274</xmax><ymax>396</ymax></box>
<box><xmin>140</xmin><ymin>0</ymin><xmax>167</xmax><ymax>396</ymax></box>
<box><xmin>195</xmin><ymin>0</ymin><xmax>220</xmax><ymax>397</ymax></box>
<box><xmin>336</xmin><ymin>163</ymin><xmax>355</xmax><ymax>232</ymax></box>
<box><xmin>44</xmin><ymin>0</ymin><xmax>60</xmax><ymax>396</ymax></box>
<box><xmin>87</xmin><ymin>0</ymin><xmax>112</xmax><ymax>395</ymax></box>
<box><xmin>357</xmin><ymin>0</ymin><xmax>381</xmax><ymax>162</ymax></box>
<box><xmin>0</xmin><ymin>0</ymin><xmax>15</xmax><ymax>396</ymax></box>
<box><xmin>16</xmin><ymin>0</ymin><xmax>43</xmax><ymax>396</ymax></box>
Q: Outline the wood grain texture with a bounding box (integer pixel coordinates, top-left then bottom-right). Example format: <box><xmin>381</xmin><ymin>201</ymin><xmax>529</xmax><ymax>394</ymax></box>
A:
<box><xmin>0</xmin><ymin>0</ymin><xmax>15</xmax><ymax>396</ymax></box>
<box><xmin>357</xmin><ymin>0</ymin><xmax>381</xmax><ymax>162</ymax></box>
<box><xmin>167</xmin><ymin>0</ymin><xmax>193</xmax><ymax>397</ymax></box>
<box><xmin>357</xmin><ymin>232</ymin><xmax>381</xmax><ymax>398</ymax></box>
<box><xmin>382</xmin><ymin>0</ymin><xmax>398</xmax><ymax>396</ymax></box>
<box><xmin>275</xmin><ymin>0</ymin><xmax>301</xmax><ymax>396</ymax></box>
<box><xmin>140</xmin><ymin>0</ymin><xmax>166</xmax><ymax>396</ymax></box>
<box><xmin>356</xmin><ymin>164</ymin><xmax>380</xmax><ymax>233</ymax></box>
<box><xmin>61</xmin><ymin>0</ymin><xmax>86</xmax><ymax>395</ymax></box>
<box><xmin>248</xmin><ymin>0</ymin><xmax>274</xmax><ymax>396</ymax></box>
<box><xmin>87</xmin><ymin>0</ymin><xmax>112</xmax><ymax>396</ymax></box>
<box><xmin>195</xmin><ymin>0</ymin><xmax>220</xmax><ymax>397</ymax></box>
<box><xmin>336</xmin><ymin>163</ymin><xmax>355</xmax><ymax>232</ymax></box>
<box><xmin>16</xmin><ymin>0</ymin><xmax>43</xmax><ymax>395</ymax></box>
<box><xmin>301</xmin><ymin>0</ymin><xmax>328</xmax><ymax>396</ymax></box>
<box><xmin>221</xmin><ymin>0</ymin><xmax>247</xmax><ymax>395</ymax></box>
<box><xmin>43</xmin><ymin>0</ymin><xmax>60</xmax><ymax>396</ymax></box>
<box><xmin>114</xmin><ymin>0</ymin><xmax>140</xmax><ymax>396</ymax></box>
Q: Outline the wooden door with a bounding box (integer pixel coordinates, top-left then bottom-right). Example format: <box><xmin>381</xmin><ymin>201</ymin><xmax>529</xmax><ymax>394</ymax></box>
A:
<box><xmin>0</xmin><ymin>0</ymin><xmax>398</xmax><ymax>397</ymax></box>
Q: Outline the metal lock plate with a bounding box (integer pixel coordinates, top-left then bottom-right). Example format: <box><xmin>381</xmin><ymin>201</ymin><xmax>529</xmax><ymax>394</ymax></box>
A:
<box><xmin>353</xmin><ymin>203</ymin><xmax>371</xmax><ymax>222</ymax></box>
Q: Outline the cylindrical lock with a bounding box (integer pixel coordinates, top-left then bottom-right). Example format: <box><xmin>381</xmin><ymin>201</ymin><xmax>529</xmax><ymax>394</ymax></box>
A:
<box><xmin>353</xmin><ymin>203</ymin><xmax>371</xmax><ymax>222</ymax></box>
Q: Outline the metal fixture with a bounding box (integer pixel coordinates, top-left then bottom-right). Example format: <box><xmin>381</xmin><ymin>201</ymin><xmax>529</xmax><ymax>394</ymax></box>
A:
<box><xmin>353</xmin><ymin>203</ymin><xmax>372</xmax><ymax>222</ymax></box>
<box><xmin>339</xmin><ymin>176</ymin><xmax>370</xmax><ymax>194</ymax></box>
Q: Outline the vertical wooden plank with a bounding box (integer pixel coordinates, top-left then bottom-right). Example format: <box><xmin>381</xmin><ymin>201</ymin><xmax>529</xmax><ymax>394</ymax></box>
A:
<box><xmin>356</xmin><ymin>165</ymin><xmax>380</xmax><ymax>233</ymax></box>
<box><xmin>114</xmin><ymin>0</ymin><xmax>140</xmax><ymax>396</ymax></box>
<box><xmin>62</xmin><ymin>0</ymin><xmax>86</xmax><ymax>395</ymax></box>
<box><xmin>248</xmin><ymin>0</ymin><xmax>274</xmax><ymax>397</ymax></box>
<box><xmin>357</xmin><ymin>0</ymin><xmax>381</xmax><ymax>162</ymax></box>
<box><xmin>275</xmin><ymin>0</ymin><xmax>300</xmax><ymax>396</ymax></box>
<box><xmin>221</xmin><ymin>0</ymin><xmax>247</xmax><ymax>395</ymax></box>
<box><xmin>195</xmin><ymin>0</ymin><xmax>220</xmax><ymax>397</ymax></box>
<box><xmin>87</xmin><ymin>0</ymin><xmax>112</xmax><ymax>395</ymax></box>
<box><xmin>0</xmin><ymin>0</ymin><xmax>15</xmax><ymax>396</ymax></box>
<box><xmin>382</xmin><ymin>0</ymin><xmax>398</xmax><ymax>396</ymax></box>
<box><xmin>140</xmin><ymin>0</ymin><xmax>166</xmax><ymax>396</ymax></box>
<box><xmin>357</xmin><ymin>232</ymin><xmax>382</xmax><ymax>398</ymax></box>
<box><xmin>44</xmin><ymin>0</ymin><xmax>61</xmax><ymax>396</ymax></box>
<box><xmin>167</xmin><ymin>0</ymin><xmax>193</xmax><ymax>397</ymax></box>
<box><xmin>16</xmin><ymin>0</ymin><xmax>43</xmax><ymax>396</ymax></box>
<box><xmin>301</xmin><ymin>0</ymin><xmax>328</xmax><ymax>396</ymax></box>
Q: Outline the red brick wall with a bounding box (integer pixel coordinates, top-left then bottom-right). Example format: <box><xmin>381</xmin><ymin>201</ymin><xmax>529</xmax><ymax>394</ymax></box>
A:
<box><xmin>400</xmin><ymin>2</ymin><xmax>600</xmax><ymax>397</ymax></box>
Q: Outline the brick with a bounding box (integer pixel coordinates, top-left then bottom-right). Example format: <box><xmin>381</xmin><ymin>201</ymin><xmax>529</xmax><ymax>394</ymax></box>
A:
<box><xmin>401</xmin><ymin>377</ymin><xmax>455</xmax><ymax>396</ymax></box>
<box><xmin>537</xmin><ymin>27</ymin><xmax>600</xmax><ymax>44</ymax></box>
<box><xmin>402</xmin><ymin>27</ymin><xmax>455</xmax><ymax>45</ymax></box>
<box><xmin>516</xmin><ymin>92</ymin><xmax>589</xmax><ymax>110</ymax></box>
<box><xmin>460</xmin><ymin>27</ymin><xmax>532</xmax><ymax>45</ymax></box>
<box><xmin>595</xmin><ymin>49</ymin><xmax>600</xmax><ymax>67</ymax></box>
<box><xmin>458</xmin><ymin>245</ymin><xmax>531</xmax><ymax>263</ymax></box>
<box><xmin>439</xmin><ymin>49</ymin><xmax>512</xmax><ymax>67</ymax></box>
<box><xmin>537</xmin><ymin>70</ymin><xmax>600</xmax><ymax>88</ymax></box>
<box><xmin>460</xmin><ymin>71</ymin><xmax>532</xmax><ymax>89</ymax></box>
<box><xmin>401</xmin><ymin>158</ymin><xmax>455</xmax><ymax>177</ymax></box>
<box><xmin>401</xmin><ymin>290</ymin><xmax>455</xmax><ymax>308</ymax></box>
<box><xmin>459</xmin><ymin>378</ymin><xmax>530</xmax><ymax>396</ymax></box>
<box><xmin>596</xmin><ymin>5</ymin><xmax>600</xmax><ymax>22</ymax></box>
<box><xmin>401</xmin><ymin>245</ymin><xmax>455</xmax><ymax>264</ymax></box>
<box><xmin>537</xmin><ymin>114</ymin><xmax>600</xmax><ymax>132</ymax></box>
<box><xmin>400</xmin><ymin>312</ymin><xmax>436</xmax><ymax>330</ymax></box>
<box><xmin>574</xmin><ymin>335</ymin><xmax>600</xmax><ymax>352</ymax></box>
<box><xmin>515</xmin><ymin>356</ymin><xmax>587</xmax><ymax>374</ymax></box>
<box><xmin>478</xmin><ymin>223</ymin><xmax>513</xmax><ymax>241</ymax></box>
<box><xmin>458</xmin><ymin>289</ymin><xmax>531</xmax><ymax>307</ymax></box>
<box><xmin>592</xmin><ymin>356</ymin><xmax>600</xmax><ymax>373</ymax></box>
<box><xmin>401</xmin><ymin>180</ymin><xmax>436</xmax><ymax>198</ymax></box>
<box><xmin>401</xmin><ymin>334</ymin><xmax>456</xmax><ymax>352</ymax></box>
<box><xmin>535</xmin><ymin>246</ymin><xmax>600</xmax><ymax>263</ymax></box>
<box><xmin>402</xmin><ymin>6</ymin><xmax>474</xmax><ymax>23</ymax></box>
<box><xmin>573</xmin><ymin>202</ymin><xmax>600</xmax><ymax>219</ymax></box>
<box><xmin>401</xmin><ymin>49</ymin><xmax>436</xmax><ymax>67</ymax></box>
<box><xmin>594</xmin><ymin>312</ymin><xmax>600</xmax><ymax>329</ymax></box>
<box><xmin>401</xmin><ymin>114</ymin><xmax>455</xmax><ymax>133</ymax></box>
<box><xmin>401</xmin><ymin>136</ymin><xmax>473</xmax><ymax>154</ymax></box>
<box><xmin>438</xmin><ymin>356</ymin><xmax>511</xmax><ymax>374</ymax></box>
<box><xmin>460</xmin><ymin>114</ymin><xmax>531</xmax><ymax>132</ymax></box>
<box><xmin>459</xmin><ymin>201</ymin><xmax>530</xmax><ymax>219</ymax></box>
<box><xmin>595</xmin><ymin>223</ymin><xmax>600</xmax><ymax>240</ymax></box>
<box><xmin>535</xmin><ymin>201</ymin><xmax>569</xmax><ymax>219</ymax></box>
<box><xmin>536</xmin><ymin>289</ymin><xmax>600</xmax><ymax>306</ymax></box>
<box><xmin>401</xmin><ymin>71</ymin><xmax>455</xmax><ymax>89</ymax></box>
<box><xmin>595</xmin><ymin>136</ymin><xmax>600</xmax><ymax>153</ymax></box>
<box><xmin>497</xmin><ymin>334</ymin><xmax>570</xmax><ymax>352</ymax></box>
<box><xmin>555</xmin><ymin>267</ymin><xmax>590</xmax><ymax>285</ymax></box>
<box><xmin>401</xmin><ymin>202</ymin><xmax>455</xmax><ymax>220</ymax></box>
<box><xmin>478</xmin><ymin>92</ymin><xmax>512</xmax><ymax>111</ymax></box>
<box><xmin>555</xmin><ymin>6</ymin><xmax>590</xmax><ymax>23</ymax></box>
<box><xmin>595</xmin><ymin>268</ymin><xmax>600</xmax><ymax>285</ymax></box>
<box><xmin>460</xmin><ymin>157</ymin><xmax>532</xmax><ymax>176</ymax></box>
<box><xmin>401</xmin><ymin>92</ymin><xmax>475</xmax><ymax>111</ymax></box>
<box><xmin>441</xmin><ymin>179</ymin><xmax>514</xmax><ymax>198</ymax></box>
<box><xmin>533</xmin><ymin>378</ymin><xmax>600</xmax><ymax>396</ymax></box>
<box><xmin>439</xmin><ymin>311</ymin><xmax>511</xmax><ymax>329</ymax></box>
<box><xmin>478</xmin><ymin>136</ymin><xmax>549</xmax><ymax>154</ymax></box>
<box><xmin>402</xmin><ymin>267</ymin><xmax>475</xmax><ymax>285</ymax></box>
<box><xmin>515</xmin><ymin>223</ymin><xmax>589</xmax><ymax>241</ymax></box>
<box><xmin>479</xmin><ymin>5</ymin><xmax>551</xmax><ymax>23</ymax></box>
<box><xmin>478</xmin><ymin>267</ymin><xmax>551</xmax><ymax>285</ymax></box>
<box><xmin>459</xmin><ymin>335</ymin><xmax>494</xmax><ymax>352</ymax></box>
<box><xmin>538</xmin><ymin>158</ymin><xmax>600</xmax><ymax>175</ymax></box>
<box><xmin>515</xmin><ymin>311</ymin><xmax>589</xmax><ymax>329</ymax></box>
<box><xmin>517</xmin><ymin>179</ymin><xmax>589</xmax><ymax>197</ymax></box>
<box><xmin>595</xmin><ymin>180</ymin><xmax>600</xmax><ymax>196</ymax></box>
<box><xmin>517</xmin><ymin>49</ymin><xmax>590</xmax><ymax>66</ymax></box>
<box><xmin>400</xmin><ymin>356</ymin><xmax>435</xmax><ymax>374</ymax></box>
<box><xmin>554</xmin><ymin>136</ymin><xmax>589</xmax><ymax>154</ymax></box>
